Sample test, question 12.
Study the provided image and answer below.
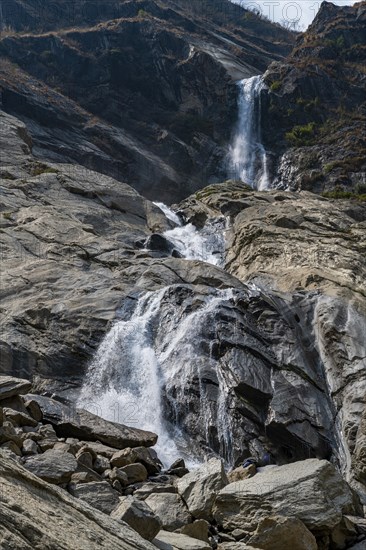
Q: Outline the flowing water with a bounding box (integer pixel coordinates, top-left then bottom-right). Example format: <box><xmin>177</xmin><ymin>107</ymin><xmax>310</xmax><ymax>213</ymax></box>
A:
<box><xmin>229</xmin><ymin>75</ymin><xmax>270</xmax><ymax>190</ymax></box>
<box><xmin>154</xmin><ymin>201</ymin><xmax>227</xmax><ymax>267</ymax></box>
<box><xmin>78</xmin><ymin>78</ymin><xmax>271</xmax><ymax>467</ymax></box>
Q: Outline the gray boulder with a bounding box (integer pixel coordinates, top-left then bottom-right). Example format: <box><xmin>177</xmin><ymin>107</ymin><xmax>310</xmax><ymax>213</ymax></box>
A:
<box><xmin>247</xmin><ymin>515</ymin><xmax>317</xmax><ymax>550</ymax></box>
<box><xmin>145</xmin><ymin>492</ymin><xmax>192</xmax><ymax>531</ymax></box>
<box><xmin>0</xmin><ymin>376</ymin><xmax>32</xmax><ymax>400</ymax></box>
<box><xmin>22</xmin><ymin>439</ymin><xmax>39</xmax><ymax>456</ymax></box>
<box><xmin>24</xmin><ymin>449</ymin><xmax>78</xmax><ymax>484</ymax></box>
<box><xmin>119</xmin><ymin>463</ymin><xmax>148</xmax><ymax>484</ymax></box>
<box><xmin>68</xmin><ymin>481</ymin><xmax>120</xmax><ymax>514</ymax></box>
<box><xmin>177</xmin><ymin>458</ymin><xmax>228</xmax><ymax>520</ymax></box>
<box><xmin>25</xmin><ymin>394</ymin><xmax>157</xmax><ymax>449</ymax></box>
<box><xmin>153</xmin><ymin>530</ymin><xmax>211</xmax><ymax>550</ymax></box>
<box><xmin>213</xmin><ymin>459</ymin><xmax>358</xmax><ymax>534</ymax></box>
<box><xmin>110</xmin><ymin>495</ymin><xmax>161</xmax><ymax>541</ymax></box>
<box><xmin>110</xmin><ymin>446</ymin><xmax>161</xmax><ymax>474</ymax></box>
<box><xmin>134</xmin><ymin>482</ymin><xmax>177</xmax><ymax>499</ymax></box>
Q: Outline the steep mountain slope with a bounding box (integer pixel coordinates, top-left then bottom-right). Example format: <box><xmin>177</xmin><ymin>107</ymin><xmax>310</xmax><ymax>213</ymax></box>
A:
<box><xmin>262</xmin><ymin>1</ymin><xmax>366</xmax><ymax>195</ymax></box>
<box><xmin>0</xmin><ymin>0</ymin><xmax>294</xmax><ymax>202</ymax></box>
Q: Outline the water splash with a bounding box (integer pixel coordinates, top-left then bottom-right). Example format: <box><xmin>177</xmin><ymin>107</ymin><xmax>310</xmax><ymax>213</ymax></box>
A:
<box><xmin>229</xmin><ymin>75</ymin><xmax>271</xmax><ymax>190</ymax></box>
<box><xmin>154</xmin><ymin>202</ymin><xmax>227</xmax><ymax>267</ymax></box>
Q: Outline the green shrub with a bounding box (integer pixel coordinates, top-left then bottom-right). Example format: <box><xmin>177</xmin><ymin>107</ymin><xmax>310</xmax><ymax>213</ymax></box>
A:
<box><xmin>285</xmin><ymin>122</ymin><xmax>317</xmax><ymax>147</ymax></box>
<box><xmin>138</xmin><ymin>9</ymin><xmax>149</xmax><ymax>18</ymax></box>
<box><xmin>30</xmin><ymin>163</ymin><xmax>59</xmax><ymax>177</ymax></box>
<box><xmin>270</xmin><ymin>80</ymin><xmax>281</xmax><ymax>92</ymax></box>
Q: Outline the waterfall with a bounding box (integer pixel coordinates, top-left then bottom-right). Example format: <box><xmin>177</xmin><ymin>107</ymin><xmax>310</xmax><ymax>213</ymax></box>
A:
<box><xmin>229</xmin><ymin>75</ymin><xmax>270</xmax><ymax>190</ymax></box>
<box><xmin>78</xmin><ymin>286</ymin><xmax>236</xmax><ymax>467</ymax></box>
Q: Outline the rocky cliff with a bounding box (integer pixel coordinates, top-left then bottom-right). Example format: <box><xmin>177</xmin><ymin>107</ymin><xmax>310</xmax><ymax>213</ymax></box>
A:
<box><xmin>0</xmin><ymin>0</ymin><xmax>293</xmax><ymax>202</ymax></box>
<box><xmin>1</xmin><ymin>109</ymin><xmax>365</xmax><ymax>512</ymax></box>
<box><xmin>261</xmin><ymin>1</ymin><xmax>366</xmax><ymax>195</ymax></box>
<box><xmin>1</xmin><ymin>2</ymin><xmax>366</xmax><ymax>547</ymax></box>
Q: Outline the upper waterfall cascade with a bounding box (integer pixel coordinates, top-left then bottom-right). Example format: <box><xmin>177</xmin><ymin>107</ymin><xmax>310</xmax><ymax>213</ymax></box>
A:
<box><xmin>229</xmin><ymin>75</ymin><xmax>271</xmax><ymax>190</ymax></box>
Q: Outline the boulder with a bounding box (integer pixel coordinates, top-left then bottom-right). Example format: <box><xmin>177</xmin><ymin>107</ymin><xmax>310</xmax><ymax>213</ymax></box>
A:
<box><xmin>24</xmin><ymin>449</ymin><xmax>78</xmax><ymax>484</ymax></box>
<box><xmin>213</xmin><ymin>459</ymin><xmax>357</xmax><ymax>533</ymax></box>
<box><xmin>110</xmin><ymin>446</ymin><xmax>161</xmax><ymax>474</ymax></box>
<box><xmin>110</xmin><ymin>495</ymin><xmax>161</xmax><ymax>541</ymax></box>
<box><xmin>119</xmin><ymin>463</ymin><xmax>148</xmax><ymax>484</ymax></box>
<box><xmin>76</xmin><ymin>449</ymin><xmax>95</xmax><ymax>469</ymax></box>
<box><xmin>68</xmin><ymin>481</ymin><xmax>120</xmax><ymax>515</ymax></box>
<box><xmin>177</xmin><ymin>458</ymin><xmax>228</xmax><ymax>520</ymax></box>
<box><xmin>3</xmin><ymin>407</ymin><xmax>38</xmax><ymax>427</ymax></box>
<box><xmin>153</xmin><ymin>530</ymin><xmax>211</xmax><ymax>550</ymax></box>
<box><xmin>108</xmin><ymin>467</ymin><xmax>128</xmax><ymax>487</ymax></box>
<box><xmin>22</xmin><ymin>439</ymin><xmax>39</xmax><ymax>456</ymax></box>
<box><xmin>93</xmin><ymin>455</ymin><xmax>111</xmax><ymax>474</ymax></box>
<box><xmin>145</xmin><ymin>492</ymin><xmax>192</xmax><ymax>531</ymax></box>
<box><xmin>1</xmin><ymin>441</ymin><xmax>22</xmax><ymax>456</ymax></box>
<box><xmin>0</xmin><ymin>450</ymin><xmax>156</xmax><ymax>549</ymax></box>
<box><xmin>70</xmin><ymin>468</ymin><xmax>102</xmax><ymax>484</ymax></box>
<box><xmin>0</xmin><ymin>376</ymin><xmax>32</xmax><ymax>400</ymax></box>
<box><xmin>247</xmin><ymin>516</ymin><xmax>317</xmax><ymax>550</ymax></box>
<box><xmin>179</xmin><ymin>519</ymin><xmax>210</xmax><ymax>543</ymax></box>
<box><xmin>23</xmin><ymin>398</ymin><xmax>43</xmax><ymax>422</ymax></box>
<box><xmin>80</xmin><ymin>441</ymin><xmax>117</xmax><ymax>459</ymax></box>
<box><xmin>25</xmin><ymin>394</ymin><xmax>157</xmax><ymax>449</ymax></box>
<box><xmin>218</xmin><ymin>545</ymin><xmax>258</xmax><ymax>550</ymax></box>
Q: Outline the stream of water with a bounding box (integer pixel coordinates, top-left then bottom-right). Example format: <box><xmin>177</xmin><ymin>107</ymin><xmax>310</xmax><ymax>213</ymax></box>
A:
<box><xmin>229</xmin><ymin>75</ymin><xmax>271</xmax><ymax>190</ymax></box>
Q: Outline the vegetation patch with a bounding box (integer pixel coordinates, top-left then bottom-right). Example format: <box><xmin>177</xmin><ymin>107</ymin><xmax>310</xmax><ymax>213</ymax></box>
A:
<box><xmin>29</xmin><ymin>163</ymin><xmax>59</xmax><ymax>177</ymax></box>
<box><xmin>270</xmin><ymin>80</ymin><xmax>281</xmax><ymax>92</ymax></box>
<box><xmin>285</xmin><ymin>122</ymin><xmax>317</xmax><ymax>147</ymax></box>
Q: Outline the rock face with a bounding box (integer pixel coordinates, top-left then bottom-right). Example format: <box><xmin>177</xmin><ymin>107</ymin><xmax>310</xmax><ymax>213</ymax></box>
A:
<box><xmin>213</xmin><ymin>459</ymin><xmax>357</xmax><ymax>535</ymax></box>
<box><xmin>261</xmin><ymin>1</ymin><xmax>366</xmax><ymax>194</ymax></box>
<box><xmin>0</xmin><ymin>0</ymin><xmax>293</xmax><ymax>202</ymax></box>
<box><xmin>178</xmin><ymin>181</ymin><xmax>366</xmax><ymax>500</ymax></box>
<box><xmin>0</xmin><ymin>451</ymin><xmax>156</xmax><ymax>549</ymax></box>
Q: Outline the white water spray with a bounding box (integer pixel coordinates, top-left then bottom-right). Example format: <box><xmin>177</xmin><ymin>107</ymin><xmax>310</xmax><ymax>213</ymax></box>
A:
<box><xmin>154</xmin><ymin>203</ymin><xmax>227</xmax><ymax>267</ymax></box>
<box><xmin>229</xmin><ymin>75</ymin><xmax>270</xmax><ymax>190</ymax></box>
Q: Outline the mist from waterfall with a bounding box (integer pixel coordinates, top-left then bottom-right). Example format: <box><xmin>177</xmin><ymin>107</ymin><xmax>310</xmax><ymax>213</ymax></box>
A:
<box><xmin>229</xmin><ymin>75</ymin><xmax>271</xmax><ymax>190</ymax></box>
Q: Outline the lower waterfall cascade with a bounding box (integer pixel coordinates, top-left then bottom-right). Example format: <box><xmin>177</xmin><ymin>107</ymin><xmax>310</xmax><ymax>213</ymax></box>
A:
<box><xmin>78</xmin><ymin>284</ymin><xmax>239</xmax><ymax>468</ymax></box>
<box><xmin>229</xmin><ymin>75</ymin><xmax>271</xmax><ymax>190</ymax></box>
